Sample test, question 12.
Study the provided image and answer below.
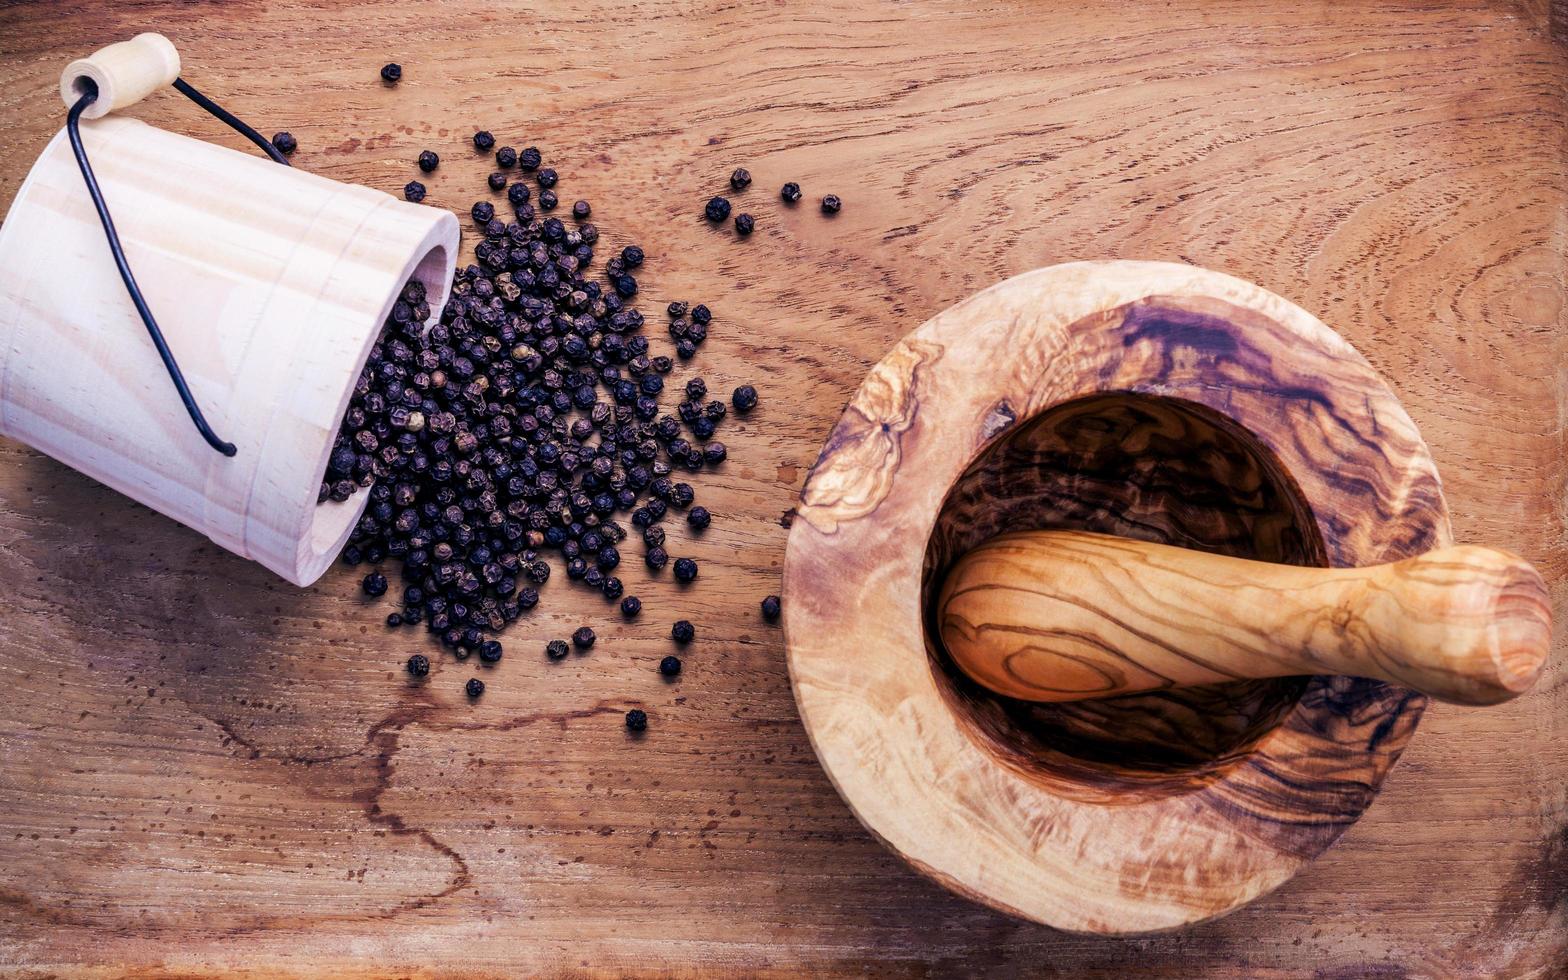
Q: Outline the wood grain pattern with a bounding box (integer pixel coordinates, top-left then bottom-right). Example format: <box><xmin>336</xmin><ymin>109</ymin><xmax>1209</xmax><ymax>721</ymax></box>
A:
<box><xmin>0</xmin><ymin>0</ymin><xmax>1562</xmax><ymax>973</ymax></box>
<box><xmin>787</xmin><ymin>261</ymin><xmax>1451</xmax><ymax>932</ymax></box>
<box><xmin>939</xmin><ymin>530</ymin><xmax>1550</xmax><ymax>705</ymax></box>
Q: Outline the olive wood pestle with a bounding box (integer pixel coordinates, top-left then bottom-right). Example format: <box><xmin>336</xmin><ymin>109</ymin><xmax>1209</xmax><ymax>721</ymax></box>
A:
<box><xmin>937</xmin><ymin>530</ymin><xmax>1551</xmax><ymax>706</ymax></box>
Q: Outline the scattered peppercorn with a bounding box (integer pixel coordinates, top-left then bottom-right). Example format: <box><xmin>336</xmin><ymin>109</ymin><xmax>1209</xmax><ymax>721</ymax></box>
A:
<box><xmin>625</xmin><ymin>708</ymin><xmax>648</xmax><ymax>731</ymax></box>
<box><xmin>326</xmin><ymin>146</ymin><xmax>756</xmax><ymax>707</ymax></box>
<box><xmin>272</xmin><ymin>131</ymin><xmax>297</xmax><ymax>155</ymax></box>
<box><xmin>406</xmin><ymin>653</ymin><xmax>430</xmax><ymax>677</ymax></box>
<box><xmin>732</xmin><ymin>384</ymin><xmax>758</xmax><ymax>412</ymax></box>
<box><xmin>466</xmin><ymin>677</ymin><xmax>485</xmax><ymax>697</ymax></box>
<box><xmin>734</xmin><ymin>214</ymin><xmax>754</xmax><ymax>236</ymax></box>
<box><xmin>704</xmin><ymin>197</ymin><xmax>731</xmax><ymax>222</ymax></box>
<box><xmin>403</xmin><ymin>181</ymin><xmax>426</xmax><ymax>203</ymax></box>
<box><xmin>363</xmin><ymin>571</ymin><xmax>388</xmax><ymax>597</ymax></box>
<box><xmin>417</xmin><ymin>150</ymin><xmax>439</xmax><ymax>173</ymax></box>
<box><xmin>572</xmin><ymin>626</ymin><xmax>596</xmax><ymax>650</ymax></box>
<box><xmin>761</xmin><ymin>595</ymin><xmax>781</xmax><ymax>621</ymax></box>
<box><xmin>821</xmin><ymin>194</ymin><xmax>842</xmax><ymax>214</ymax></box>
<box><xmin>660</xmin><ymin>655</ymin><xmax>682</xmax><ymax>677</ymax></box>
<box><xmin>730</xmin><ymin>168</ymin><xmax>752</xmax><ymax>191</ymax></box>
<box><xmin>380</xmin><ymin>63</ymin><xmax>402</xmax><ymax>83</ymax></box>
<box><xmin>687</xmin><ymin>506</ymin><xmax>711</xmax><ymax>530</ymax></box>
<box><xmin>572</xmin><ymin>200</ymin><xmax>591</xmax><ymax>220</ymax></box>
<box><xmin>671</xmin><ymin>620</ymin><xmax>695</xmax><ymax>643</ymax></box>
<box><xmin>780</xmin><ymin>182</ymin><xmax>802</xmax><ymax>203</ymax></box>
<box><xmin>496</xmin><ymin>146</ymin><xmax>518</xmax><ymax>168</ymax></box>
<box><xmin>473</xmin><ymin>130</ymin><xmax>495</xmax><ymax>151</ymax></box>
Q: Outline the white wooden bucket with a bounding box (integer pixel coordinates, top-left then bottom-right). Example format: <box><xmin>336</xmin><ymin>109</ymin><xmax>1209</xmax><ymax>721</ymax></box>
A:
<box><xmin>0</xmin><ymin>46</ymin><xmax>459</xmax><ymax>587</ymax></box>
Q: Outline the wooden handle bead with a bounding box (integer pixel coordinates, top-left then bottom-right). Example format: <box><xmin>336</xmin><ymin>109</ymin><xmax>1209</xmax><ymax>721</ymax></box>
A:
<box><xmin>937</xmin><ymin>530</ymin><xmax>1551</xmax><ymax>706</ymax></box>
<box><xmin>60</xmin><ymin>32</ymin><xmax>180</xmax><ymax>119</ymax></box>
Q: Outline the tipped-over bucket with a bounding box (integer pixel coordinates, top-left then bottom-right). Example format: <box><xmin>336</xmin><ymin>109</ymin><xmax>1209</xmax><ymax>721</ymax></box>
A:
<box><xmin>0</xmin><ymin>114</ymin><xmax>460</xmax><ymax>586</ymax></box>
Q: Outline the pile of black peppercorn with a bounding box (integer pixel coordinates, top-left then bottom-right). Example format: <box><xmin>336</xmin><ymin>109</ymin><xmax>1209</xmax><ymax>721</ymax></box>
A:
<box><xmin>320</xmin><ymin>141</ymin><xmax>770</xmax><ymax>707</ymax></box>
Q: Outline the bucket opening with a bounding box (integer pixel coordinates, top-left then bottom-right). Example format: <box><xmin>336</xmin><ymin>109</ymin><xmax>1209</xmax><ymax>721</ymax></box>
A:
<box><xmin>298</xmin><ymin>238</ymin><xmax>453</xmax><ymax>582</ymax></box>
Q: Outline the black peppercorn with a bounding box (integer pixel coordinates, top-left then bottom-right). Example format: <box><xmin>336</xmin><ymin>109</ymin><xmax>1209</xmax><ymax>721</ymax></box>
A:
<box><xmin>406</xmin><ymin>653</ymin><xmax>430</xmax><ymax>677</ymax></box>
<box><xmin>667</xmin><ymin>301</ymin><xmax>688</xmax><ymax>318</ymax></box>
<box><xmin>466</xmin><ymin>677</ymin><xmax>485</xmax><ymax>698</ymax></box>
<box><xmin>761</xmin><ymin>594</ymin><xmax>781</xmax><ymax>621</ymax></box>
<box><xmin>645</xmin><ymin>545</ymin><xmax>668</xmax><ymax>571</ymax></box>
<box><xmin>417</xmin><ymin>150</ymin><xmax>439</xmax><ymax>173</ymax></box>
<box><xmin>621</xmin><ymin>595</ymin><xmax>642</xmax><ymax>617</ymax></box>
<box><xmin>363</xmin><ymin>571</ymin><xmax>388</xmax><ymax>596</ymax></box>
<box><xmin>479</xmin><ymin>639</ymin><xmax>503</xmax><ymax>663</ymax></box>
<box><xmin>519</xmin><ymin>146</ymin><xmax>542</xmax><ymax>171</ymax></box>
<box><xmin>780</xmin><ymin>181</ymin><xmax>802</xmax><ymax>203</ymax></box>
<box><xmin>671</xmin><ymin>620</ymin><xmax>695</xmax><ymax>643</ymax></box>
<box><xmin>734</xmin><ymin>213</ymin><xmax>754</xmax><ymax>236</ymax></box>
<box><xmin>403</xmin><ymin>181</ymin><xmax>426</xmax><ymax>203</ymax></box>
<box><xmin>471</xmin><ymin>201</ymin><xmax>495</xmax><ymax>225</ymax></box>
<box><xmin>539</xmin><ymin>189</ymin><xmax>558</xmax><ymax>210</ymax></box>
<box><xmin>473</xmin><ymin>130</ymin><xmax>496</xmax><ymax>151</ymax></box>
<box><xmin>660</xmin><ymin>655</ymin><xmax>682</xmax><ymax>677</ymax></box>
<box><xmin>488</xmin><ymin>172</ymin><xmax>507</xmax><ymax>191</ymax></box>
<box><xmin>704</xmin><ymin>197</ymin><xmax>731</xmax><ymax>222</ymax></box>
<box><xmin>546</xmin><ymin>639</ymin><xmax>570</xmax><ymax>660</ymax></box>
<box><xmin>729</xmin><ymin>168</ymin><xmax>752</xmax><ymax>191</ymax></box>
<box><xmin>821</xmin><ymin>194</ymin><xmax>842</xmax><ymax>214</ymax></box>
<box><xmin>572</xmin><ymin>200</ymin><xmax>591</xmax><ymax>220</ymax></box>
<box><xmin>496</xmin><ymin>146</ymin><xmax>518</xmax><ymax>168</ymax></box>
<box><xmin>536</xmin><ymin>168</ymin><xmax>558</xmax><ymax>189</ymax></box>
<box><xmin>644</xmin><ymin>525</ymin><xmax>666</xmax><ymax>548</ymax></box>
<box><xmin>703</xmin><ymin>442</ymin><xmax>727</xmax><ymax>466</ymax></box>
<box><xmin>687</xmin><ymin>506</ymin><xmax>711</xmax><ymax>530</ymax></box>
<box><xmin>271</xmin><ymin>131</ymin><xmax>297</xmax><ymax>155</ymax></box>
<box><xmin>380</xmin><ymin>63</ymin><xmax>402</xmax><ymax>83</ymax></box>
<box><xmin>625</xmin><ymin>708</ymin><xmax>647</xmax><ymax>732</ymax></box>
<box><xmin>732</xmin><ymin>384</ymin><xmax>758</xmax><ymax>412</ymax></box>
<box><xmin>673</xmin><ymin>557</ymin><xmax>698</xmax><ymax>583</ymax></box>
<box><xmin>572</xmin><ymin>626</ymin><xmax>596</xmax><ymax>649</ymax></box>
<box><xmin>691</xmin><ymin>304</ymin><xmax>712</xmax><ymax>325</ymax></box>
<box><xmin>386</xmin><ymin>612</ymin><xmax>404</xmax><ymax>627</ymax></box>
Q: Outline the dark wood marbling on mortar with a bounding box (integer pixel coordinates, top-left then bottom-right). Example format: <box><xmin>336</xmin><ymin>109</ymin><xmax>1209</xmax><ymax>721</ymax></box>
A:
<box><xmin>0</xmin><ymin>0</ymin><xmax>1562</xmax><ymax>973</ymax></box>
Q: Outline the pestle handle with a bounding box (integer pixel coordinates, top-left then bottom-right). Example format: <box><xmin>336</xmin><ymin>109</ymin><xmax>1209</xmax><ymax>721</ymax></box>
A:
<box><xmin>60</xmin><ymin>33</ymin><xmax>181</xmax><ymax>120</ymax></box>
<box><xmin>937</xmin><ymin>530</ymin><xmax>1551</xmax><ymax>706</ymax></box>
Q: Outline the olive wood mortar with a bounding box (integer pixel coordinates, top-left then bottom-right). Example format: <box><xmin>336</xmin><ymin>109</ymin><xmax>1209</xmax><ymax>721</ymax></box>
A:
<box><xmin>939</xmin><ymin>531</ymin><xmax>1550</xmax><ymax>706</ymax></box>
<box><xmin>782</xmin><ymin>260</ymin><xmax>1473</xmax><ymax>934</ymax></box>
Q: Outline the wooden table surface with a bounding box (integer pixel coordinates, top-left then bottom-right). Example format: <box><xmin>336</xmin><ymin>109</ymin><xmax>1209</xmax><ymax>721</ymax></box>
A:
<box><xmin>0</xmin><ymin>0</ymin><xmax>1563</xmax><ymax>975</ymax></box>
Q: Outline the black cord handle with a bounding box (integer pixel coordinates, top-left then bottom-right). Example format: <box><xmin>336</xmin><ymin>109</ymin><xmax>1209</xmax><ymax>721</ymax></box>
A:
<box><xmin>65</xmin><ymin>76</ymin><xmax>291</xmax><ymax>457</ymax></box>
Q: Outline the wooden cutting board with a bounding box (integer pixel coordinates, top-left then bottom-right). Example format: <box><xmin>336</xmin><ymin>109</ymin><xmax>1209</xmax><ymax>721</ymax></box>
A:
<box><xmin>0</xmin><ymin>0</ymin><xmax>1562</xmax><ymax>974</ymax></box>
